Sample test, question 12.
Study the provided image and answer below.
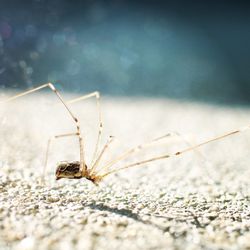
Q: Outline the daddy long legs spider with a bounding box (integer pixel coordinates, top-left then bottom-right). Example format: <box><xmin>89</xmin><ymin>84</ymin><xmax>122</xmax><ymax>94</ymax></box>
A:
<box><xmin>1</xmin><ymin>83</ymin><xmax>248</xmax><ymax>184</ymax></box>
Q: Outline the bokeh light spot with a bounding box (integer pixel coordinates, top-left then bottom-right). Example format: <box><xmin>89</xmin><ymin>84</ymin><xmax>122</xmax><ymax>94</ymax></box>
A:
<box><xmin>53</xmin><ymin>32</ymin><xmax>66</xmax><ymax>46</ymax></box>
<box><xmin>67</xmin><ymin>60</ymin><xmax>81</xmax><ymax>76</ymax></box>
<box><xmin>25</xmin><ymin>25</ymin><xmax>37</xmax><ymax>38</ymax></box>
<box><xmin>0</xmin><ymin>21</ymin><xmax>12</xmax><ymax>39</ymax></box>
<box><xmin>36</xmin><ymin>38</ymin><xmax>47</xmax><ymax>53</ymax></box>
<box><xmin>82</xmin><ymin>43</ymin><xmax>99</xmax><ymax>60</ymax></box>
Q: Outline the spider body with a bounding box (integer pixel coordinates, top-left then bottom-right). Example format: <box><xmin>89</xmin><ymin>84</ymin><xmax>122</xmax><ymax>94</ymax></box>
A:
<box><xmin>55</xmin><ymin>161</ymin><xmax>102</xmax><ymax>184</ymax></box>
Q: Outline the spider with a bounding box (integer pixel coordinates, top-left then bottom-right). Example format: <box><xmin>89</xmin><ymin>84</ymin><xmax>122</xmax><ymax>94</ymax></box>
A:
<box><xmin>1</xmin><ymin>83</ymin><xmax>247</xmax><ymax>184</ymax></box>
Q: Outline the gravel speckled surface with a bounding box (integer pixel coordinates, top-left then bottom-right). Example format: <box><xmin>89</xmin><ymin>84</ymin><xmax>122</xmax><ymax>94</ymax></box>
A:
<box><xmin>0</xmin><ymin>92</ymin><xmax>250</xmax><ymax>250</ymax></box>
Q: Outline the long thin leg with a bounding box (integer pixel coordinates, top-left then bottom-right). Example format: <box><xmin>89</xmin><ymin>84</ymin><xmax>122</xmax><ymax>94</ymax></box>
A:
<box><xmin>43</xmin><ymin>132</ymin><xmax>79</xmax><ymax>181</ymax></box>
<box><xmin>1</xmin><ymin>83</ymin><xmax>86</xmax><ymax>174</ymax></box>
<box><xmin>89</xmin><ymin>136</ymin><xmax>115</xmax><ymax>175</ymax></box>
<box><xmin>163</xmin><ymin>132</ymin><xmax>207</xmax><ymax>163</ymax></box>
<box><xmin>95</xmin><ymin>131</ymin><xmax>201</xmax><ymax>175</ymax></box>
<box><xmin>67</xmin><ymin>92</ymin><xmax>102</xmax><ymax>166</ymax></box>
<box><xmin>99</xmin><ymin>125</ymin><xmax>249</xmax><ymax>179</ymax></box>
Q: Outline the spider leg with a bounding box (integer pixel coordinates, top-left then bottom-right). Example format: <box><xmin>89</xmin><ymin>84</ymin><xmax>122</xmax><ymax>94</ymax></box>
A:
<box><xmin>67</xmin><ymin>92</ymin><xmax>102</xmax><ymax>166</ymax></box>
<box><xmin>1</xmin><ymin>83</ymin><xmax>86</xmax><ymax>174</ymax></box>
<box><xmin>95</xmin><ymin>131</ymin><xmax>204</xmax><ymax>175</ymax></box>
<box><xmin>89</xmin><ymin>135</ymin><xmax>115</xmax><ymax>175</ymax></box>
<box><xmin>43</xmin><ymin>132</ymin><xmax>79</xmax><ymax>183</ymax></box>
<box><xmin>98</xmin><ymin>126</ymin><xmax>248</xmax><ymax>179</ymax></box>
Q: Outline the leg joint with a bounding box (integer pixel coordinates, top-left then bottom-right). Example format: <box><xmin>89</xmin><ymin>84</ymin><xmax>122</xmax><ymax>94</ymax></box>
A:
<box><xmin>95</xmin><ymin>91</ymin><xmax>100</xmax><ymax>99</ymax></box>
<box><xmin>48</xmin><ymin>83</ymin><xmax>56</xmax><ymax>91</ymax></box>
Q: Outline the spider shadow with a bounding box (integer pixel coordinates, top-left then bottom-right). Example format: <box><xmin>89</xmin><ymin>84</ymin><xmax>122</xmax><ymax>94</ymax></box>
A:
<box><xmin>84</xmin><ymin>201</ymin><xmax>207</xmax><ymax>231</ymax></box>
<box><xmin>86</xmin><ymin>202</ymin><xmax>142</xmax><ymax>221</ymax></box>
<box><xmin>84</xmin><ymin>201</ymin><xmax>170</xmax><ymax>231</ymax></box>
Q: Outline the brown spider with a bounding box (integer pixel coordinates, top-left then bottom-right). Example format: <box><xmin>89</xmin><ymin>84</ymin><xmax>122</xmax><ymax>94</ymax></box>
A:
<box><xmin>1</xmin><ymin>83</ymin><xmax>247</xmax><ymax>184</ymax></box>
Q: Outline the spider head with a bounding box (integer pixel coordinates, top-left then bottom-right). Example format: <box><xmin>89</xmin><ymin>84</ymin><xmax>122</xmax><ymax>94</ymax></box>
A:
<box><xmin>55</xmin><ymin>161</ymin><xmax>83</xmax><ymax>180</ymax></box>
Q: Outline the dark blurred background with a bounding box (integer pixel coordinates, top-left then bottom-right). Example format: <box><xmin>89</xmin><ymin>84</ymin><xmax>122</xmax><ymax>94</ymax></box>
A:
<box><xmin>0</xmin><ymin>0</ymin><xmax>250</xmax><ymax>104</ymax></box>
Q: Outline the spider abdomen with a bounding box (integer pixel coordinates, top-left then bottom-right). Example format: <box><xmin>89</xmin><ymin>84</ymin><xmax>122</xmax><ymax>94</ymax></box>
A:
<box><xmin>55</xmin><ymin>161</ymin><xmax>86</xmax><ymax>180</ymax></box>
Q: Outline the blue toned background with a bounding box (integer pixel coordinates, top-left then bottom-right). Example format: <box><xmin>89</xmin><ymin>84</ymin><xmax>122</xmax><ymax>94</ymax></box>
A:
<box><xmin>0</xmin><ymin>0</ymin><xmax>250</xmax><ymax>104</ymax></box>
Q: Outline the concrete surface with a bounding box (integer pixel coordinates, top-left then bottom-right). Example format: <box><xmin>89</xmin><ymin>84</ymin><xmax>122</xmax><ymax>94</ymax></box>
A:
<box><xmin>0</xmin><ymin>92</ymin><xmax>250</xmax><ymax>250</ymax></box>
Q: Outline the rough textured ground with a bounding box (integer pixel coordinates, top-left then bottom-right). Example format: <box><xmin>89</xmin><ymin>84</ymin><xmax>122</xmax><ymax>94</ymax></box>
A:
<box><xmin>0</xmin><ymin>92</ymin><xmax>250</xmax><ymax>250</ymax></box>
